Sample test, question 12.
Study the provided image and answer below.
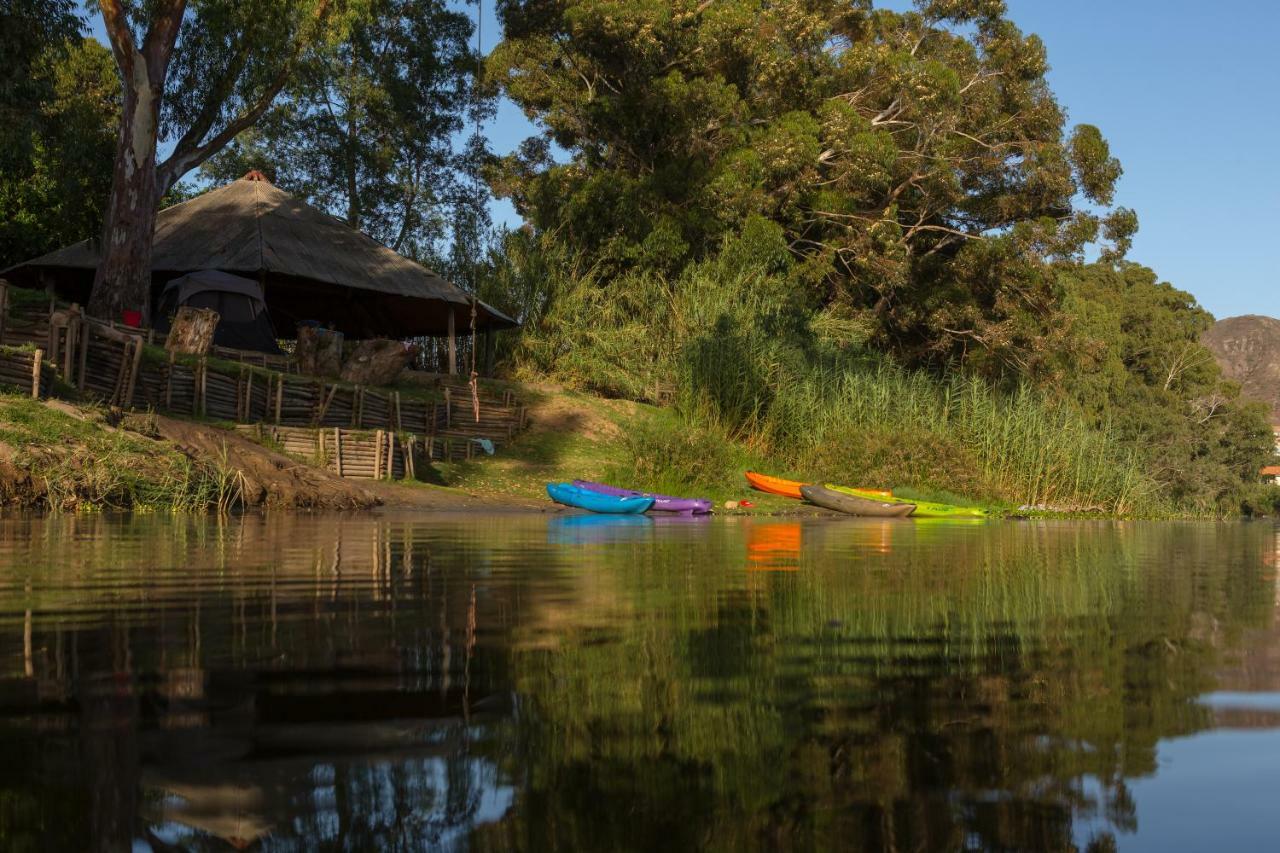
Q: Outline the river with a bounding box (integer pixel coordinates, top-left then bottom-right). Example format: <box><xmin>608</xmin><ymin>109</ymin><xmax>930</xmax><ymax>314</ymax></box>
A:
<box><xmin>1</xmin><ymin>513</ymin><xmax>1278</xmax><ymax>851</ymax></box>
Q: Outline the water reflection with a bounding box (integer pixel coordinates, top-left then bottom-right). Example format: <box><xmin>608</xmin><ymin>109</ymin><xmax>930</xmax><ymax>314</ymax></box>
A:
<box><xmin>0</xmin><ymin>515</ymin><xmax>1277</xmax><ymax>850</ymax></box>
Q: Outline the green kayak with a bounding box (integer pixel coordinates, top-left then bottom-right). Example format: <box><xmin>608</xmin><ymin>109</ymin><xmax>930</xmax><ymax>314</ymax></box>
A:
<box><xmin>826</xmin><ymin>484</ymin><xmax>987</xmax><ymax>519</ymax></box>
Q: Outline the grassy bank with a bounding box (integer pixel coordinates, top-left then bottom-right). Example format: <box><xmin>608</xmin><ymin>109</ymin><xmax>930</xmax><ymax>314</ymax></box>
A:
<box><xmin>489</xmin><ymin>250</ymin><xmax>1164</xmax><ymax>514</ymax></box>
<box><xmin>430</xmin><ymin>382</ymin><xmax>1113</xmax><ymax>516</ymax></box>
<box><xmin>0</xmin><ymin>393</ymin><xmax>241</xmax><ymax>510</ymax></box>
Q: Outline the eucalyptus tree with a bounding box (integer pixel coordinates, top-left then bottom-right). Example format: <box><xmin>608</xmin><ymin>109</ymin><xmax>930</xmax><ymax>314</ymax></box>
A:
<box><xmin>489</xmin><ymin>0</ymin><xmax>1137</xmax><ymax>376</ymax></box>
<box><xmin>88</xmin><ymin>0</ymin><xmax>360</xmax><ymax>323</ymax></box>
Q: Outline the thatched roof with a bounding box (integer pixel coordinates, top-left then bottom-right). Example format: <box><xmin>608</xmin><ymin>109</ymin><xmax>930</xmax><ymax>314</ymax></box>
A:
<box><xmin>2</xmin><ymin>173</ymin><xmax>517</xmax><ymax>338</ymax></box>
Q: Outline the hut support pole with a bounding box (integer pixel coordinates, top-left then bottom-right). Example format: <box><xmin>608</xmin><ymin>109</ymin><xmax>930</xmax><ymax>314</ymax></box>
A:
<box><xmin>484</xmin><ymin>330</ymin><xmax>495</xmax><ymax>377</ymax></box>
<box><xmin>77</xmin><ymin>321</ymin><xmax>90</xmax><ymax>392</ymax></box>
<box><xmin>447</xmin><ymin>310</ymin><xmax>457</xmax><ymax>375</ymax></box>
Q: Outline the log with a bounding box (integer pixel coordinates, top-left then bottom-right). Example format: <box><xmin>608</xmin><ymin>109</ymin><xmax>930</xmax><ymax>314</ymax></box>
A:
<box><xmin>165</xmin><ymin>307</ymin><xmax>219</xmax><ymax>355</ymax></box>
<box><xmin>295</xmin><ymin>326</ymin><xmax>344</xmax><ymax>377</ymax></box>
<box><xmin>339</xmin><ymin>338</ymin><xmax>418</xmax><ymax>386</ymax></box>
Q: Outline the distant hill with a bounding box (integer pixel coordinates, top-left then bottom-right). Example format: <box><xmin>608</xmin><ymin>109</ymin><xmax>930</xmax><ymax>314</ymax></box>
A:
<box><xmin>1202</xmin><ymin>315</ymin><xmax>1280</xmax><ymax>421</ymax></box>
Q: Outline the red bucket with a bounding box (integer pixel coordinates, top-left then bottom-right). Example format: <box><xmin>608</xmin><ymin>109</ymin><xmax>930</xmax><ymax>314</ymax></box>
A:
<box><xmin>121</xmin><ymin>310</ymin><xmax>142</xmax><ymax>328</ymax></box>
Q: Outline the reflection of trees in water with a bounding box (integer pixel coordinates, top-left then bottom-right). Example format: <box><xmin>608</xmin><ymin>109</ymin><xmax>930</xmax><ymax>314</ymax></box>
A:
<box><xmin>477</xmin><ymin>520</ymin><xmax>1276</xmax><ymax>852</ymax></box>
<box><xmin>0</xmin><ymin>516</ymin><xmax>1276</xmax><ymax>850</ymax></box>
<box><xmin>0</xmin><ymin>513</ymin><xmax>559</xmax><ymax>851</ymax></box>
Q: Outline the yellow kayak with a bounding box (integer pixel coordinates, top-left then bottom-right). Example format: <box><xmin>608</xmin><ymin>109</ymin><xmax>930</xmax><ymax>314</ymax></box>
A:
<box><xmin>826</xmin><ymin>484</ymin><xmax>987</xmax><ymax>519</ymax></box>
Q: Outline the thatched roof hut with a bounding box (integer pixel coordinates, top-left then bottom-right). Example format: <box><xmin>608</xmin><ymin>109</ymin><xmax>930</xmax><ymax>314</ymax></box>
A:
<box><xmin>1</xmin><ymin>171</ymin><xmax>517</xmax><ymax>339</ymax></box>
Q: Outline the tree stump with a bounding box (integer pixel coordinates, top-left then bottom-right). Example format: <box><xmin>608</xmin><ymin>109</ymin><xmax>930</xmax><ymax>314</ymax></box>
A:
<box><xmin>340</xmin><ymin>339</ymin><xmax>418</xmax><ymax>386</ymax></box>
<box><xmin>296</xmin><ymin>326</ymin><xmax>344</xmax><ymax>377</ymax></box>
<box><xmin>164</xmin><ymin>306</ymin><xmax>219</xmax><ymax>355</ymax></box>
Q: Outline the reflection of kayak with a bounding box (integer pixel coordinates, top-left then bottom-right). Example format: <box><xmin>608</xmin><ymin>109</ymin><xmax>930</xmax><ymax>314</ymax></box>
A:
<box><xmin>745</xmin><ymin>472</ymin><xmax>807</xmax><ymax>499</ymax></box>
<box><xmin>746</xmin><ymin>522</ymin><xmax>802</xmax><ymax>571</ymax></box>
<box><xmin>572</xmin><ymin>480</ymin><xmax>711</xmax><ymax>514</ymax></box>
<box><xmin>826</xmin><ymin>485</ymin><xmax>987</xmax><ymax>518</ymax></box>
<box><xmin>801</xmin><ymin>485</ymin><xmax>915</xmax><ymax>518</ymax></box>
<box><xmin>548</xmin><ymin>513</ymin><xmax>653</xmax><ymax>544</ymax></box>
<box><xmin>546</xmin><ymin>483</ymin><xmax>654</xmax><ymax>514</ymax></box>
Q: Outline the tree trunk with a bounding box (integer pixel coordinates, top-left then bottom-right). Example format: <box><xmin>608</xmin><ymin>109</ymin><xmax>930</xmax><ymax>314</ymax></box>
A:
<box><xmin>88</xmin><ymin>22</ymin><xmax>167</xmax><ymax>325</ymax></box>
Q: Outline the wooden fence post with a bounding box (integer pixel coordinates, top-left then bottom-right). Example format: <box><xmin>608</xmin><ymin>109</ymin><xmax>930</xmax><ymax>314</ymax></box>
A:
<box><xmin>198</xmin><ymin>357</ymin><xmax>207</xmax><ymax>416</ymax></box>
<box><xmin>334</xmin><ymin>427</ymin><xmax>343</xmax><ymax>476</ymax></box>
<box><xmin>165</xmin><ymin>351</ymin><xmax>175</xmax><ymax>410</ymax></box>
<box><xmin>123</xmin><ymin>336</ymin><xmax>144</xmax><ymax>408</ymax></box>
<box><xmin>31</xmin><ymin>349</ymin><xmax>42</xmax><ymax>399</ymax></box>
<box><xmin>274</xmin><ymin>374</ymin><xmax>283</xmax><ymax>424</ymax></box>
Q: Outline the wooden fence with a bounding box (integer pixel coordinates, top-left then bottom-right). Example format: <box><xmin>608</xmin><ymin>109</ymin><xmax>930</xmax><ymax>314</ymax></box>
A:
<box><xmin>0</xmin><ymin>294</ymin><xmax>528</xmax><ymax>480</ymax></box>
<box><xmin>0</xmin><ymin>346</ymin><xmax>55</xmax><ymax>399</ymax></box>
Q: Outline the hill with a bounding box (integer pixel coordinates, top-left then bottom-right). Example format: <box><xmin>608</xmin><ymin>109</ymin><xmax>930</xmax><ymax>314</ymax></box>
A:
<box><xmin>1202</xmin><ymin>315</ymin><xmax>1280</xmax><ymax>421</ymax></box>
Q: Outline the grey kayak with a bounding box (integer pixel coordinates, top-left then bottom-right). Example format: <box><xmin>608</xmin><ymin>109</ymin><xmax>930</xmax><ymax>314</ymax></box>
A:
<box><xmin>800</xmin><ymin>484</ymin><xmax>916</xmax><ymax>518</ymax></box>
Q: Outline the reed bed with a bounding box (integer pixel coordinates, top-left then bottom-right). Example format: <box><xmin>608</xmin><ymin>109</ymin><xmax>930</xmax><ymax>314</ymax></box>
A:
<box><xmin>513</xmin><ymin>253</ymin><xmax>1163</xmax><ymax>514</ymax></box>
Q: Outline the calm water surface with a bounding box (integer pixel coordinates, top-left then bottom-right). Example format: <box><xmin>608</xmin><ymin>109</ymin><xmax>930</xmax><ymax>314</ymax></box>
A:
<box><xmin>2</xmin><ymin>513</ymin><xmax>1280</xmax><ymax>851</ymax></box>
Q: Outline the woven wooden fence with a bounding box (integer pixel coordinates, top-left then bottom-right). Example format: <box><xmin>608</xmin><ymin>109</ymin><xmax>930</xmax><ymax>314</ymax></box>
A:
<box><xmin>0</xmin><ymin>346</ymin><xmax>55</xmax><ymax>398</ymax></box>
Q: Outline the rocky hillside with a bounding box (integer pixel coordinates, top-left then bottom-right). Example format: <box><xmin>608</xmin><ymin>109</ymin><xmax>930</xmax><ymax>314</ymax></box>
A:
<box><xmin>1202</xmin><ymin>315</ymin><xmax>1280</xmax><ymax>421</ymax></box>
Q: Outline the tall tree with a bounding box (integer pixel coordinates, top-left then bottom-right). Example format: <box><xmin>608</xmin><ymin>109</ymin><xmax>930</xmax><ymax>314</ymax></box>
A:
<box><xmin>202</xmin><ymin>0</ymin><xmax>489</xmax><ymax>262</ymax></box>
<box><xmin>489</xmin><ymin>0</ymin><xmax>1137</xmax><ymax>377</ymax></box>
<box><xmin>1059</xmin><ymin>262</ymin><xmax>1273</xmax><ymax>509</ymax></box>
<box><xmin>88</xmin><ymin>0</ymin><xmax>355</xmax><ymax>323</ymax></box>
<box><xmin>0</xmin><ymin>36</ymin><xmax>119</xmax><ymax>269</ymax></box>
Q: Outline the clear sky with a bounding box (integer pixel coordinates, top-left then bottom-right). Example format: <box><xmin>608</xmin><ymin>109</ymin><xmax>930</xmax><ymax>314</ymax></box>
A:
<box><xmin>92</xmin><ymin>1</ymin><xmax>1277</xmax><ymax>319</ymax></box>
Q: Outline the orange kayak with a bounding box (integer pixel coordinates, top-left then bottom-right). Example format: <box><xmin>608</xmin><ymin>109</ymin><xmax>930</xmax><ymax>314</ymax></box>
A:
<box><xmin>745</xmin><ymin>471</ymin><xmax>808</xmax><ymax>499</ymax></box>
<box><xmin>745</xmin><ymin>471</ymin><xmax>891</xmax><ymax>500</ymax></box>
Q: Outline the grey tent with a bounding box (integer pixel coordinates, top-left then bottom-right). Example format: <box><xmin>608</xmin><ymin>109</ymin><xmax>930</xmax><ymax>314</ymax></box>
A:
<box><xmin>153</xmin><ymin>270</ymin><xmax>282</xmax><ymax>354</ymax></box>
<box><xmin>0</xmin><ymin>171</ymin><xmax>518</xmax><ymax>339</ymax></box>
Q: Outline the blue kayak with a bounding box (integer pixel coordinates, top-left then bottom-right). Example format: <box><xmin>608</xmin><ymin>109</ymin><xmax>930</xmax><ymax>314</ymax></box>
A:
<box><xmin>546</xmin><ymin>482</ymin><xmax>655</xmax><ymax>514</ymax></box>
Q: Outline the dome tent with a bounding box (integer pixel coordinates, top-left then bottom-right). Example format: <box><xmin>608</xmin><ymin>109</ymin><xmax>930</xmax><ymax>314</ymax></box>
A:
<box><xmin>153</xmin><ymin>270</ymin><xmax>282</xmax><ymax>354</ymax></box>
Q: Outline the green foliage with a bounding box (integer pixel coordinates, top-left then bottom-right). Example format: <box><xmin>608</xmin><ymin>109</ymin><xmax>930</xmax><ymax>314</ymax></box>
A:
<box><xmin>505</xmin><ymin>227</ymin><xmax>1159</xmax><ymax>513</ymax></box>
<box><xmin>1059</xmin><ymin>263</ymin><xmax>1274</xmax><ymax>511</ymax></box>
<box><xmin>201</xmin><ymin>0</ymin><xmax>487</xmax><ymax>261</ymax></box>
<box><xmin>481</xmin><ymin>1</ymin><xmax>1268</xmax><ymax>515</ymax></box>
<box><xmin>0</xmin><ymin>36</ymin><xmax>117</xmax><ymax>268</ymax></box>
<box><xmin>490</xmin><ymin>0</ymin><xmax>1134</xmax><ymax>375</ymax></box>
<box><xmin>0</xmin><ymin>0</ymin><xmax>83</xmax><ymax>167</ymax></box>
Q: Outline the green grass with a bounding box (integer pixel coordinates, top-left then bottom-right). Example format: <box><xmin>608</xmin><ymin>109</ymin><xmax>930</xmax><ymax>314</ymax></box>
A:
<box><xmin>0</xmin><ymin>393</ymin><xmax>241</xmax><ymax>511</ymax></box>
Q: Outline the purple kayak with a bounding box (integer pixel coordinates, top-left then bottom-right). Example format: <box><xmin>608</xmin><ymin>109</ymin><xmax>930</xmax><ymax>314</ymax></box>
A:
<box><xmin>572</xmin><ymin>480</ymin><xmax>712</xmax><ymax>515</ymax></box>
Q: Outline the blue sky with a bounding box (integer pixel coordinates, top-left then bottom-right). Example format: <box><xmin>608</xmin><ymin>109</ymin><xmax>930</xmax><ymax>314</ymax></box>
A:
<box><xmin>93</xmin><ymin>1</ymin><xmax>1277</xmax><ymax>319</ymax></box>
